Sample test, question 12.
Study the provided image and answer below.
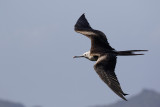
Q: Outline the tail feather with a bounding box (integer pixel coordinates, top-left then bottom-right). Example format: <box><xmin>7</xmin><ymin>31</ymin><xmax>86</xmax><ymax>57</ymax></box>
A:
<box><xmin>117</xmin><ymin>50</ymin><xmax>148</xmax><ymax>56</ymax></box>
<box><xmin>123</xmin><ymin>93</ymin><xmax>129</xmax><ymax>96</ymax></box>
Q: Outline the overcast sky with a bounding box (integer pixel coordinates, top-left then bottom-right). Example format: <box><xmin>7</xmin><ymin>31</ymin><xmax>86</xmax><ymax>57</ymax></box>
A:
<box><xmin>0</xmin><ymin>0</ymin><xmax>160</xmax><ymax>107</ymax></box>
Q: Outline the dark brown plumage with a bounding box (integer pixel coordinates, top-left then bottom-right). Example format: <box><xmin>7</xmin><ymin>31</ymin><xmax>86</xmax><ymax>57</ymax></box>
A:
<box><xmin>74</xmin><ymin>14</ymin><xmax>147</xmax><ymax>101</ymax></box>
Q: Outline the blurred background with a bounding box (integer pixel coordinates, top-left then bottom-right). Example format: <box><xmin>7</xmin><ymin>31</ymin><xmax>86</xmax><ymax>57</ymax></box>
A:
<box><xmin>0</xmin><ymin>0</ymin><xmax>160</xmax><ymax>107</ymax></box>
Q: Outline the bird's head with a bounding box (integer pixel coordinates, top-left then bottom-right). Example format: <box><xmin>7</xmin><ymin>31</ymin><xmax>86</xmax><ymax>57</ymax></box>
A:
<box><xmin>73</xmin><ymin>51</ymin><xmax>90</xmax><ymax>59</ymax></box>
<box><xmin>73</xmin><ymin>51</ymin><xmax>97</xmax><ymax>61</ymax></box>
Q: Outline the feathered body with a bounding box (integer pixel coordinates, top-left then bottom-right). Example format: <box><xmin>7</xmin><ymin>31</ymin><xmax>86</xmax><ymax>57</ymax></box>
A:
<box><xmin>74</xmin><ymin>14</ymin><xmax>147</xmax><ymax>101</ymax></box>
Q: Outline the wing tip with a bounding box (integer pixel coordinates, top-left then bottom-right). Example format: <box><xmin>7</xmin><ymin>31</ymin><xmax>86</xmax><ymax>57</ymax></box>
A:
<box><xmin>82</xmin><ymin>13</ymin><xmax>85</xmax><ymax>17</ymax></box>
<box><xmin>120</xmin><ymin>94</ymin><xmax>128</xmax><ymax>101</ymax></box>
<box><xmin>123</xmin><ymin>93</ymin><xmax>129</xmax><ymax>96</ymax></box>
<box><xmin>123</xmin><ymin>97</ymin><xmax>128</xmax><ymax>101</ymax></box>
<box><xmin>121</xmin><ymin>92</ymin><xmax>129</xmax><ymax>101</ymax></box>
<box><xmin>74</xmin><ymin>13</ymin><xmax>92</xmax><ymax>30</ymax></box>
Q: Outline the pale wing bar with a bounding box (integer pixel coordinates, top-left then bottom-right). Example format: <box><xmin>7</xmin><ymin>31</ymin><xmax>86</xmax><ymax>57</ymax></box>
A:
<box><xmin>74</xmin><ymin>14</ymin><xmax>114</xmax><ymax>51</ymax></box>
<box><xmin>94</xmin><ymin>54</ymin><xmax>128</xmax><ymax>101</ymax></box>
<box><xmin>74</xmin><ymin>14</ymin><xmax>97</xmax><ymax>38</ymax></box>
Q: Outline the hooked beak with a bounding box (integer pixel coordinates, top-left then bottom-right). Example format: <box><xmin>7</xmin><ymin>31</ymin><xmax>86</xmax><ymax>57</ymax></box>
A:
<box><xmin>73</xmin><ymin>55</ymin><xmax>84</xmax><ymax>58</ymax></box>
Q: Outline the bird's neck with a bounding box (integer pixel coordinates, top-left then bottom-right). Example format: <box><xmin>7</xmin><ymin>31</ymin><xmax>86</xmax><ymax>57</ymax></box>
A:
<box><xmin>87</xmin><ymin>55</ymin><xmax>98</xmax><ymax>61</ymax></box>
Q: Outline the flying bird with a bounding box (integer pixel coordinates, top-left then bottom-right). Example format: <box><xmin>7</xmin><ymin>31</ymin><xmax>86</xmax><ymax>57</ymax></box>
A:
<box><xmin>73</xmin><ymin>14</ymin><xmax>147</xmax><ymax>101</ymax></box>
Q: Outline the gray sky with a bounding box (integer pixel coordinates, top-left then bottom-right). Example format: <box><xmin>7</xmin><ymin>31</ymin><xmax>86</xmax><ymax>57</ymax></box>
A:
<box><xmin>0</xmin><ymin>0</ymin><xmax>160</xmax><ymax>107</ymax></box>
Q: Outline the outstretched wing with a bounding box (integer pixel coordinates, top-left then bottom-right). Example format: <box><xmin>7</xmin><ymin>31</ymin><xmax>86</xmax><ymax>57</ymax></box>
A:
<box><xmin>94</xmin><ymin>53</ymin><xmax>128</xmax><ymax>101</ymax></box>
<box><xmin>74</xmin><ymin>14</ymin><xmax>114</xmax><ymax>54</ymax></box>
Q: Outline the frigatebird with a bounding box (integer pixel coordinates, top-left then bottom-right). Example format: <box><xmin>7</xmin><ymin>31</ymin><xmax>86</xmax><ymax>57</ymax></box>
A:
<box><xmin>73</xmin><ymin>14</ymin><xmax>147</xmax><ymax>101</ymax></box>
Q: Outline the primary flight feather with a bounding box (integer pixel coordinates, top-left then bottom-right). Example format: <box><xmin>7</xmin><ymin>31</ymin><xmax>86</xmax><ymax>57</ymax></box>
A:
<box><xmin>73</xmin><ymin>14</ymin><xmax>147</xmax><ymax>101</ymax></box>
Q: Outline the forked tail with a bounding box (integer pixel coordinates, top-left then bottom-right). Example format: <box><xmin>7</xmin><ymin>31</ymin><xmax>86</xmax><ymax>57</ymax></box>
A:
<box><xmin>116</xmin><ymin>50</ymin><xmax>148</xmax><ymax>56</ymax></box>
